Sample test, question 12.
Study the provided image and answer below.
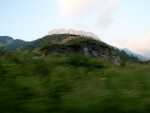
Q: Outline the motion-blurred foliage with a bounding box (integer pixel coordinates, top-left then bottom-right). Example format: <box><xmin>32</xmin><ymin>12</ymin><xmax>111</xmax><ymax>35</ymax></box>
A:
<box><xmin>0</xmin><ymin>51</ymin><xmax>150</xmax><ymax>113</ymax></box>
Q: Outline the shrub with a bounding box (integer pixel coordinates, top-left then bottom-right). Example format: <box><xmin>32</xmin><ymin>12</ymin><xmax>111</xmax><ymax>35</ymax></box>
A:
<box><xmin>66</xmin><ymin>54</ymin><xmax>104</xmax><ymax>68</ymax></box>
<box><xmin>0</xmin><ymin>47</ymin><xmax>7</xmax><ymax>55</ymax></box>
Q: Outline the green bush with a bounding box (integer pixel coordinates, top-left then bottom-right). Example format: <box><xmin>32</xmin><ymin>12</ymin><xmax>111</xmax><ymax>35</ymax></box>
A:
<box><xmin>0</xmin><ymin>47</ymin><xmax>7</xmax><ymax>55</ymax></box>
<box><xmin>66</xmin><ymin>54</ymin><xmax>104</xmax><ymax>68</ymax></box>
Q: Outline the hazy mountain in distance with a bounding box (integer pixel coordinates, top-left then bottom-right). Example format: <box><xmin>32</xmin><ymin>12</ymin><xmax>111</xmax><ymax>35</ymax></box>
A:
<box><xmin>135</xmin><ymin>48</ymin><xmax>150</xmax><ymax>59</ymax></box>
<box><xmin>0</xmin><ymin>36</ymin><xmax>27</xmax><ymax>51</ymax></box>
<box><xmin>0</xmin><ymin>36</ymin><xmax>14</xmax><ymax>46</ymax></box>
<box><xmin>123</xmin><ymin>48</ymin><xmax>149</xmax><ymax>61</ymax></box>
<box><xmin>124</xmin><ymin>32</ymin><xmax>150</xmax><ymax>59</ymax></box>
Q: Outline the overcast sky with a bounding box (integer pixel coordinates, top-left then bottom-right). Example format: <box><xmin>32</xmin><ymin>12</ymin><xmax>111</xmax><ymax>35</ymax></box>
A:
<box><xmin>0</xmin><ymin>0</ymin><xmax>150</xmax><ymax>52</ymax></box>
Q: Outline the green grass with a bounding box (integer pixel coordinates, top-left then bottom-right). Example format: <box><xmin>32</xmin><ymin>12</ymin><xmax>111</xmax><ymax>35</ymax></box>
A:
<box><xmin>0</xmin><ymin>51</ymin><xmax>150</xmax><ymax>113</ymax></box>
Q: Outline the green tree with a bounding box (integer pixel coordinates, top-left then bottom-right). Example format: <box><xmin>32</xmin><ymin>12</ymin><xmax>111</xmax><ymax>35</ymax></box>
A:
<box><xmin>0</xmin><ymin>46</ymin><xmax>7</xmax><ymax>55</ymax></box>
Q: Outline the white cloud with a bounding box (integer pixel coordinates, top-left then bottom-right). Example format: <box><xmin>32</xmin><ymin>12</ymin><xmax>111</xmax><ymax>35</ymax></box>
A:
<box><xmin>56</xmin><ymin>0</ymin><xmax>119</xmax><ymax>28</ymax></box>
<box><xmin>57</xmin><ymin>0</ymin><xmax>105</xmax><ymax>16</ymax></box>
<box><xmin>126</xmin><ymin>33</ymin><xmax>150</xmax><ymax>51</ymax></box>
<box><xmin>98</xmin><ymin>0</ymin><xmax>119</xmax><ymax>28</ymax></box>
<box><xmin>102</xmin><ymin>0</ymin><xmax>118</xmax><ymax>16</ymax></box>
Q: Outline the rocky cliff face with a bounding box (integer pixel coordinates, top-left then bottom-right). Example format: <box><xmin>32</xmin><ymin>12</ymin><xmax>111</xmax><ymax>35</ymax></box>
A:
<box><xmin>42</xmin><ymin>36</ymin><xmax>121</xmax><ymax>65</ymax></box>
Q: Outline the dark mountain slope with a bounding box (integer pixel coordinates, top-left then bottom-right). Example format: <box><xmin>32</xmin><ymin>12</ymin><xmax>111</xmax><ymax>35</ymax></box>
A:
<box><xmin>0</xmin><ymin>36</ymin><xmax>27</xmax><ymax>51</ymax></box>
<box><xmin>0</xmin><ymin>36</ymin><xmax>14</xmax><ymax>46</ymax></box>
<box><xmin>23</xmin><ymin>34</ymin><xmax>68</xmax><ymax>50</ymax></box>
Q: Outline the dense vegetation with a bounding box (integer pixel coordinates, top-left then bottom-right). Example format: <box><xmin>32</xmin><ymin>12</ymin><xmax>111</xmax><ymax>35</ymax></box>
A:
<box><xmin>0</xmin><ymin>47</ymin><xmax>7</xmax><ymax>55</ymax></box>
<box><xmin>0</xmin><ymin>50</ymin><xmax>149</xmax><ymax>113</ymax></box>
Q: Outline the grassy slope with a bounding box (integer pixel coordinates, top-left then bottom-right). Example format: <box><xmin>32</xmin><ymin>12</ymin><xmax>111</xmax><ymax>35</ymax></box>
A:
<box><xmin>0</xmin><ymin>52</ymin><xmax>150</xmax><ymax>113</ymax></box>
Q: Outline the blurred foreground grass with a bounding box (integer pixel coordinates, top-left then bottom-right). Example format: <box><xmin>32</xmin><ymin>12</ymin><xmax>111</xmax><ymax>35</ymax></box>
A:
<box><xmin>0</xmin><ymin>51</ymin><xmax>150</xmax><ymax>113</ymax></box>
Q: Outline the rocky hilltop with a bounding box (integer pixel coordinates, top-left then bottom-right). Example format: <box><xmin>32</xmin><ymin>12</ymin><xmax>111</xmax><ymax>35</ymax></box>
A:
<box><xmin>0</xmin><ymin>32</ymin><xmax>140</xmax><ymax>64</ymax></box>
<box><xmin>41</xmin><ymin>34</ymin><xmax>121</xmax><ymax>65</ymax></box>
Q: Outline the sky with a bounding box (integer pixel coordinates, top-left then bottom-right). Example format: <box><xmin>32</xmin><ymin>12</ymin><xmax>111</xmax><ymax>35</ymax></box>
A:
<box><xmin>0</xmin><ymin>0</ymin><xmax>150</xmax><ymax>56</ymax></box>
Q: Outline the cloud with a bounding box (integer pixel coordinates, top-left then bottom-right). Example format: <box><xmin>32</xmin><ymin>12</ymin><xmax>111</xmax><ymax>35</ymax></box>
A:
<box><xmin>102</xmin><ymin>0</ymin><xmax>118</xmax><ymax>16</ymax></box>
<box><xmin>98</xmin><ymin>0</ymin><xmax>119</xmax><ymax>29</ymax></box>
<box><xmin>56</xmin><ymin>0</ymin><xmax>119</xmax><ymax>29</ymax></box>
<box><xmin>57</xmin><ymin>0</ymin><xmax>105</xmax><ymax>16</ymax></box>
<box><xmin>126</xmin><ymin>33</ymin><xmax>150</xmax><ymax>50</ymax></box>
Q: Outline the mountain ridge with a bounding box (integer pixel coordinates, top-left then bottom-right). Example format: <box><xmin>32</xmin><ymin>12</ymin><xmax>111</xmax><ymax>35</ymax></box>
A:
<box><xmin>0</xmin><ymin>36</ymin><xmax>27</xmax><ymax>51</ymax></box>
<box><xmin>0</xmin><ymin>34</ymin><xmax>141</xmax><ymax>64</ymax></box>
<box><xmin>123</xmin><ymin>48</ymin><xmax>149</xmax><ymax>61</ymax></box>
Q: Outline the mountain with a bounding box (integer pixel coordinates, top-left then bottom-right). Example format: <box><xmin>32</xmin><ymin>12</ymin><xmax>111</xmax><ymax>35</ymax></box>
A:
<box><xmin>23</xmin><ymin>29</ymin><xmax>101</xmax><ymax>51</ymax></box>
<box><xmin>23</xmin><ymin>34</ymin><xmax>67</xmax><ymax>50</ymax></box>
<box><xmin>0</xmin><ymin>35</ymin><xmax>67</xmax><ymax>51</ymax></box>
<box><xmin>0</xmin><ymin>34</ymin><xmax>140</xmax><ymax>64</ymax></box>
<box><xmin>0</xmin><ymin>36</ymin><xmax>14</xmax><ymax>46</ymax></box>
<box><xmin>113</xmin><ymin>48</ymin><xmax>139</xmax><ymax>63</ymax></box>
<box><xmin>135</xmin><ymin>48</ymin><xmax>150</xmax><ymax>59</ymax></box>
<box><xmin>39</xmin><ymin>34</ymin><xmax>140</xmax><ymax>64</ymax></box>
<box><xmin>0</xmin><ymin>36</ymin><xmax>27</xmax><ymax>51</ymax></box>
<box><xmin>41</xmin><ymin>35</ymin><xmax>121</xmax><ymax>65</ymax></box>
<box><xmin>123</xmin><ymin>48</ymin><xmax>149</xmax><ymax>61</ymax></box>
